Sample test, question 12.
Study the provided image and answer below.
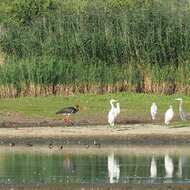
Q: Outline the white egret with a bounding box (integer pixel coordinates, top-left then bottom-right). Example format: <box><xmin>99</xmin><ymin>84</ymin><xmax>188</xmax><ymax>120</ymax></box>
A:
<box><xmin>164</xmin><ymin>105</ymin><xmax>174</xmax><ymax>125</ymax></box>
<box><xmin>176</xmin><ymin>98</ymin><xmax>186</xmax><ymax>121</ymax></box>
<box><xmin>108</xmin><ymin>153</ymin><xmax>120</xmax><ymax>184</ymax></box>
<box><xmin>108</xmin><ymin>99</ymin><xmax>117</xmax><ymax>127</ymax></box>
<box><xmin>164</xmin><ymin>155</ymin><xmax>174</xmax><ymax>178</ymax></box>
<box><xmin>114</xmin><ymin>102</ymin><xmax>120</xmax><ymax>118</ymax></box>
<box><xmin>150</xmin><ymin>102</ymin><xmax>158</xmax><ymax>120</ymax></box>
<box><xmin>150</xmin><ymin>156</ymin><xmax>157</xmax><ymax>178</ymax></box>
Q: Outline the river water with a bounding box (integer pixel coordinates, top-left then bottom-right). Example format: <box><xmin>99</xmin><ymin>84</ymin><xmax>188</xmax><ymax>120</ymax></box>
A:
<box><xmin>0</xmin><ymin>145</ymin><xmax>189</xmax><ymax>189</ymax></box>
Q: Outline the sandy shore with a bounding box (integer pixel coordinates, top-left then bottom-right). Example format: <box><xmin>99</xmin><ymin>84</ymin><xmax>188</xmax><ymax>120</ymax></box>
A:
<box><xmin>0</xmin><ymin>124</ymin><xmax>190</xmax><ymax>145</ymax></box>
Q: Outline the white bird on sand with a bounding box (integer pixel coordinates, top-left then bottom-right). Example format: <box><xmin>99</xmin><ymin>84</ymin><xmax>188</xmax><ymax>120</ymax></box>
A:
<box><xmin>176</xmin><ymin>98</ymin><xmax>186</xmax><ymax>121</ymax></box>
<box><xmin>108</xmin><ymin>99</ymin><xmax>117</xmax><ymax>127</ymax></box>
<box><xmin>150</xmin><ymin>156</ymin><xmax>157</xmax><ymax>178</ymax></box>
<box><xmin>164</xmin><ymin>105</ymin><xmax>174</xmax><ymax>125</ymax></box>
<box><xmin>114</xmin><ymin>102</ymin><xmax>120</xmax><ymax>118</ymax></box>
<box><xmin>108</xmin><ymin>153</ymin><xmax>120</xmax><ymax>184</ymax></box>
<box><xmin>150</xmin><ymin>102</ymin><xmax>158</xmax><ymax>120</ymax></box>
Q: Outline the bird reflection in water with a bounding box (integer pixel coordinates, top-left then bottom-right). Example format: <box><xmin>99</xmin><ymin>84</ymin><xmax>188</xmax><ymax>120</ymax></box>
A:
<box><xmin>177</xmin><ymin>155</ymin><xmax>187</xmax><ymax>178</ymax></box>
<box><xmin>164</xmin><ymin>155</ymin><xmax>174</xmax><ymax>183</ymax></box>
<box><xmin>150</xmin><ymin>156</ymin><xmax>157</xmax><ymax>178</ymax></box>
<box><xmin>63</xmin><ymin>156</ymin><xmax>75</xmax><ymax>173</ymax></box>
<box><xmin>108</xmin><ymin>153</ymin><xmax>120</xmax><ymax>183</ymax></box>
<box><xmin>177</xmin><ymin>156</ymin><xmax>183</xmax><ymax>178</ymax></box>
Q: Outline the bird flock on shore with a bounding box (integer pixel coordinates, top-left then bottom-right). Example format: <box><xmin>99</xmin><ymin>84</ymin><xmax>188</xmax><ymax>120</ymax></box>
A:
<box><xmin>108</xmin><ymin>97</ymin><xmax>187</xmax><ymax>127</ymax></box>
<box><xmin>54</xmin><ymin>97</ymin><xmax>187</xmax><ymax>127</ymax></box>
<box><xmin>7</xmin><ymin>97</ymin><xmax>187</xmax><ymax>149</ymax></box>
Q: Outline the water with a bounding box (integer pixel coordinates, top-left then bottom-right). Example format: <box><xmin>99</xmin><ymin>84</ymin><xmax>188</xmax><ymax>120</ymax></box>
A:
<box><xmin>0</xmin><ymin>146</ymin><xmax>190</xmax><ymax>187</ymax></box>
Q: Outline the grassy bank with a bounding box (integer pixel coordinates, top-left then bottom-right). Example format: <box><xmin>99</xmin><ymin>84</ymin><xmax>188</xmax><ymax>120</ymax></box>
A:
<box><xmin>0</xmin><ymin>92</ymin><xmax>189</xmax><ymax>125</ymax></box>
<box><xmin>0</xmin><ymin>0</ymin><xmax>190</xmax><ymax>96</ymax></box>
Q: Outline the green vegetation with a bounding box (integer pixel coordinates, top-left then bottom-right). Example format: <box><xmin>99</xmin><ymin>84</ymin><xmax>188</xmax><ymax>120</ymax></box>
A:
<box><xmin>0</xmin><ymin>92</ymin><xmax>189</xmax><ymax>125</ymax></box>
<box><xmin>0</xmin><ymin>0</ymin><xmax>190</xmax><ymax>96</ymax></box>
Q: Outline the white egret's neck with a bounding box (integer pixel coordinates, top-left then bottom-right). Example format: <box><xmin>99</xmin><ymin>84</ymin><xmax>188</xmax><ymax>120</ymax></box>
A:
<box><xmin>178</xmin><ymin>99</ymin><xmax>183</xmax><ymax>110</ymax></box>
<box><xmin>110</xmin><ymin>101</ymin><xmax>115</xmax><ymax>108</ymax></box>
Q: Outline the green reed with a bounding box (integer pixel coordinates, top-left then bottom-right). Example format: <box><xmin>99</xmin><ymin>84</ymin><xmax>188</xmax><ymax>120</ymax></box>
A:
<box><xmin>0</xmin><ymin>0</ymin><xmax>190</xmax><ymax>96</ymax></box>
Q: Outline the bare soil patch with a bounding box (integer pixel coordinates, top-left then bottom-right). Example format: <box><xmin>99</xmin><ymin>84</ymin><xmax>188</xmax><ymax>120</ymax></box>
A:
<box><xmin>0</xmin><ymin>123</ymin><xmax>189</xmax><ymax>145</ymax></box>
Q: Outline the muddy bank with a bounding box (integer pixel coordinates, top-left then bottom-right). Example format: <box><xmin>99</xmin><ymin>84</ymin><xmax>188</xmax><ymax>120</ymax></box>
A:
<box><xmin>0</xmin><ymin>125</ymin><xmax>190</xmax><ymax>145</ymax></box>
<box><xmin>0</xmin><ymin>112</ymin><xmax>160</xmax><ymax>128</ymax></box>
<box><xmin>1</xmin><ymin>144</ymin><xmax>190</xmax><ymax>156</ymax></box>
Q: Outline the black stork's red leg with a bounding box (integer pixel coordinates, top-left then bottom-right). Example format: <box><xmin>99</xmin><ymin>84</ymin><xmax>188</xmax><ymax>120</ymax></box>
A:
<box><xmin>56</xmin><ymin>105</ymin><xmax>79</xmax><ymax>125</ymax></box>
<box><xmin>64</xmin><ymin>115</ymin><xmax>74</xmax><ymax>125</ymax></box>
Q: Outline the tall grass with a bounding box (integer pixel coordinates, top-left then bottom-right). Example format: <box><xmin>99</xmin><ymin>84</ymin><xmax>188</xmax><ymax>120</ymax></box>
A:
<box><xmin>0</xmin><ymin>57</ymin><xmax>189</xmax><ymax>97</ymax></box>
<box><xmin>0</xmin><ymin>0</ymin><xmax>190</xmax><ymax>97</ymax></box>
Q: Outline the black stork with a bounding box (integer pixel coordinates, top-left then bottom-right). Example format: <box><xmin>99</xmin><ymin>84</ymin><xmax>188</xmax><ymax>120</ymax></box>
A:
<box><xmin>56</xmin><ymin>105</ymin><xmax>79</xmax><ymax>124</ymax></box>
